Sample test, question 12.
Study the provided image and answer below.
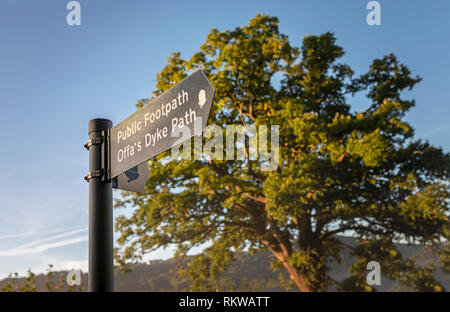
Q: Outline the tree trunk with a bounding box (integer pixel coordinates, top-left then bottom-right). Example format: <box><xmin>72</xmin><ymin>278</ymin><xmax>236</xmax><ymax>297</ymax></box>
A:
<box><xmin>280</xmin><ymin>259</ymin><xmax>311</xmax><ymax>292</ymax></box>
<box><xmin>261</xmin><ymin>217</ymin><xmax>313</xmax><ymax>291</ymax></box>
<box><xmin>264</xmin><ymin>244</ymin><xmax>311</xmax><ymax>292</ymax></box>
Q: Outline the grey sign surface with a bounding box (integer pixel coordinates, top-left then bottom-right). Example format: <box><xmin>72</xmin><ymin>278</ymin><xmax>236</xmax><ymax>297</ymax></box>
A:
<box><xmin>110</xmin><ymin>70</ymin><xmax>215</xmax><ymax>178</ymax></box>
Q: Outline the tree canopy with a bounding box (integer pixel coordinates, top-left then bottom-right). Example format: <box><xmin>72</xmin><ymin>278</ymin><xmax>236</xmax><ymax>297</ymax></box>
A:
<box><xmin>114</xmin><ymin>14</ymin><xmax>450</xmax><ymax>292</ymax></box>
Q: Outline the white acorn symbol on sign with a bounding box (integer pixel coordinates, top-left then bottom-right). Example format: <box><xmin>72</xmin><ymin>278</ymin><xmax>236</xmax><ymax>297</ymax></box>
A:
<box><xmin>198</xmin><ymin>89</ymin><xmax>206</xmax><ymax>108</ymax></box>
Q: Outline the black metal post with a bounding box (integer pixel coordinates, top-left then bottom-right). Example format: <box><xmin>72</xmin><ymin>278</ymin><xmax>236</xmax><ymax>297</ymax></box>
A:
<box><xmin>87</xmin><ymin>118</ymin><xmax>113</xmax><ymax>292</ymax></box>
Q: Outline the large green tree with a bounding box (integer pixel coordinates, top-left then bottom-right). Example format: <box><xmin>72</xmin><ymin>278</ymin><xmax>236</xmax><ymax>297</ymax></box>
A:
<box><xmin>115</xmin><ymin>15</ymin><xmax>450</xmax><ymax>292</ymax></box>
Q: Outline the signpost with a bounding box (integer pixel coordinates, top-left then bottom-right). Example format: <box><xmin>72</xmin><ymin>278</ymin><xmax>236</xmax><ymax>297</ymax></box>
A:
<box><xmin>85</xmin><ymin>118</ymin><xmax>114</xmax><ymax>292</ymax></box>
<box><xmin>110</xmin><ymin>70</ymin><xmax>215</xmax><ymax>179</ymax></box>
<box><xmin>84</xmin><ymin>70</ymin><xmax>215</xmax><ymax>292</ymax></box>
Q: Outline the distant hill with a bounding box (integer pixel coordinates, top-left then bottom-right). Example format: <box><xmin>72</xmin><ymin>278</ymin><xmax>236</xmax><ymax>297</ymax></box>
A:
<box><xmin>389</xmin><ymin>245</ymin><xmax>450</xmax><ymax>291</ymax></box>
<box><xmin>1</xmin><ymin>238</ymin><xmax>448</xmax><ymax>292</ymax></box>
<box><xmin>0</xmin><ymin>252</ymin><xmax>285</xmax><ymax>292</ymax></box>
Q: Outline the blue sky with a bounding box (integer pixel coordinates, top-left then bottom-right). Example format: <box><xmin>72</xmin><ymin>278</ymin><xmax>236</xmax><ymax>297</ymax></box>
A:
<box><xmin>0</xmin><ymin>0</ymin><xmax>449</xmax><ymax>278</ymax></box>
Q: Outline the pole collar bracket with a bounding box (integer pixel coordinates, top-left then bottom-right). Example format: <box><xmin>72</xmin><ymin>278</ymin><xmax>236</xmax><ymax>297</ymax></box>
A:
<box><xmin>84</xmin><ymin>137</ymin><xmax>103</xmax><ymax>150</ymax></box>
<box><xmin>84</xmin><ymin>169</ymin><xmax>104</xmax><ymax>182</ymax></box>
<box><xmin>85</xmin><ymin>127</ymin><xmax>111</xmax><ymax>183</ymax></box>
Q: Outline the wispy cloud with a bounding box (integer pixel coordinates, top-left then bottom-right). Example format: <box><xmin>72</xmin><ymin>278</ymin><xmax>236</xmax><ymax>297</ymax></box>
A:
<box><xmin>0</xmin><ymin>226</ymin><xmax>85</xmax><ymax>240</ymax></box>
<box><xmin>0</xmin><ymin>237</ymin><xmax>88</xmax><ymax>257</ymax></box>
<box><xmin>0</xmin><ymin>228</ymin><xmax>88</xmax><ymax>257</ymax></box>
